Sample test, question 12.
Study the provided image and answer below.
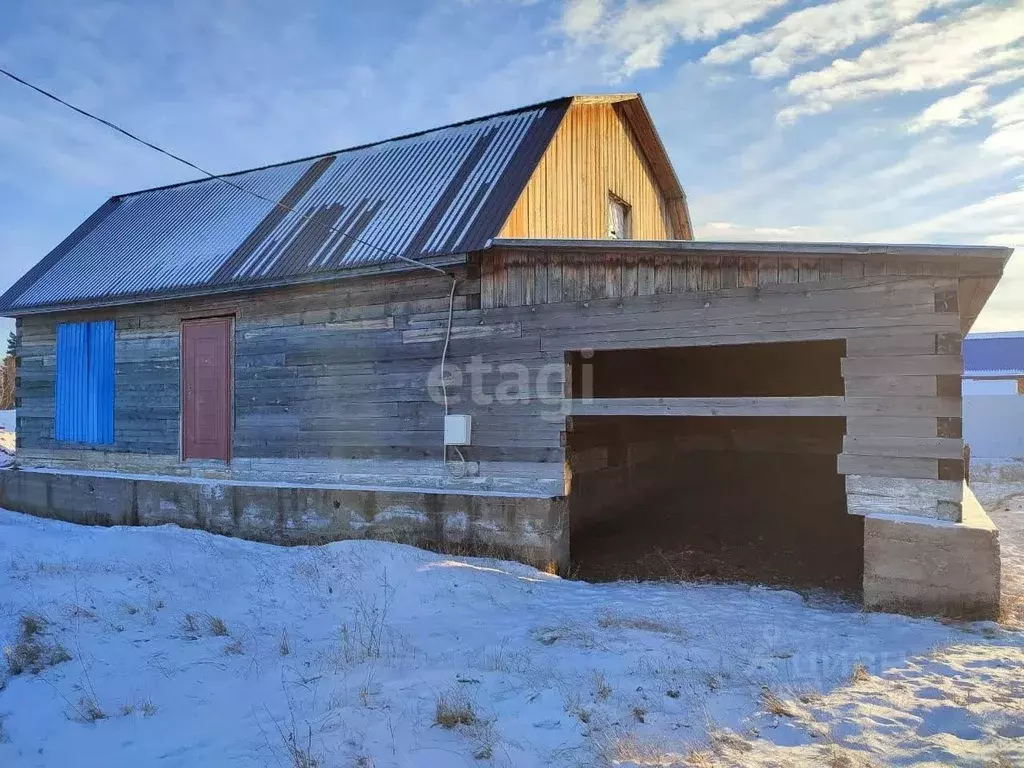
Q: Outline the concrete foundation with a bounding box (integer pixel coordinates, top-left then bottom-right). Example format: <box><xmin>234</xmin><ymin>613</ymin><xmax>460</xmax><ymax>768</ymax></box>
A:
<box><xmin>0</xmin><ymin>467</ymin><xmax>1003</xmax><ymax>619</ymax></box>
<box><xmin>0</xmin><ymin>468</ymin><xmax>569</xmax><ymax>573</ymax></box>
<box><xmin>863</xmin><ymin>485</ymin><xmax>1000</xmax><ymax>620</ymax></box>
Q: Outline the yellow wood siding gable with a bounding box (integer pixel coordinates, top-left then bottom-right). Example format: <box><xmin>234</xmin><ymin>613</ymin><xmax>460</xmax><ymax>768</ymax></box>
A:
<box><xmin>499</xmin><ymin>100</ymin><xmax>686</xmax><ymax>241</ymax></box>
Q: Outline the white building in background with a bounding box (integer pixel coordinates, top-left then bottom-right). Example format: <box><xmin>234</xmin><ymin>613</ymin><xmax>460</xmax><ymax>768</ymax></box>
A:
<box><xmin>963</xmin><ymin>331</ymin><xmax>1024</xmax><ymax>461</ymax></box>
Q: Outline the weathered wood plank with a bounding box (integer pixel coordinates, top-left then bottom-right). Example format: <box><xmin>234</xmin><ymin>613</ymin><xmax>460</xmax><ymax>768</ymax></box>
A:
<box><xmin>845</xmin><ymin>334</ymin><xmax>938</xmax><ymax>357</ymax></box>
<box><xmin>568</xmin><ymin>396</ymin><xmax>847</xmax><ymax>417</ymax></box>
<box><xmin>737</xmin><ymin>257</ymin><xmax>758</xmax><ymax>288</ymax></box>
<box><xmin>402</xmin><ymin>322</ymin><xmax>524</xmax><ymax>344</ymax></box>
<box><xmin>699</xmin><ymin>256</ymin><xmax>722</xmax><ymax>290</ymax></box>
<box><xmin>846</xmin><ymin>416</ymin><xmax>938</xmax><ymax>437</ymax></box>
<box><xmin>798</xmin><ymin>258</ymin><xmax>820</xmax><ymax>282</ymax></box>
<box><xmin>637</xmin><ymin>259</ymin><xmax>656</xmax><ymax>296</ymax></box>
<box><xmin>620</xmin><ymin>258</ymin><xmax>638</xmax><ymax>298</ymax></box>
<box><xmin>837</xmin><ymin>454</ymin><xmax>939</xmax><ymax>479</ymax></box>
<box><xmin>653</xmin><ymin>256</ymin><xmax>672</xmax><ymax>294</ymax></box>
<box><xmin>844</xmin><ymin>375</ymin><xmax>938</xmax><ymax>397</ymax></box>
<box><xmin>846</xmin><ymin>474</ymin><xmax>962</xmax><ymax>501</ymax></box>
<box><xmin>842</xmin><ymin>355</ymin><xmax>962</xmax><ymax>377</ymax></box>
<box><xmin>842</xmin><ymin>435</ymin><xmax>963</xmax><ymax>459</ymax></box>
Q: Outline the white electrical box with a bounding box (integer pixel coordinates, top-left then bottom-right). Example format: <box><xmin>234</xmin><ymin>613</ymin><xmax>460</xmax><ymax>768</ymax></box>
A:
<box><xmin>444</xmin><ymin>414</ymin><xmax>472</xmax><ymax>446</ymax></box>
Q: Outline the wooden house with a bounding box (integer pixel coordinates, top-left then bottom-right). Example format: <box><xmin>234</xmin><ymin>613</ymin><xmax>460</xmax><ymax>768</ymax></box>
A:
<box><xmin>0</xmin><ymin>94</ymin><xmax>1012</xmax><ymax>617</ymax></box>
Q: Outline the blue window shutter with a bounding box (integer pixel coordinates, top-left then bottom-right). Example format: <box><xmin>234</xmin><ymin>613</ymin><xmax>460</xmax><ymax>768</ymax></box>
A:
<box><xmin>56</xmin><ymin>322</ymin><xmax>89</xmax><ymax>442</ymax></box>
<box><xmin>55</xmin><ymin>320</ymin><xmax>114</xmax><ymax>445</ymax></box>
<box><xmin>88</xmin><ymin>320</ymin><xmax>115</xmax><ymax>445</ymax></box>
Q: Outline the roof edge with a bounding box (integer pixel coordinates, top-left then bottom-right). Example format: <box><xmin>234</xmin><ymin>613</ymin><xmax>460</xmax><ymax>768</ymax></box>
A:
<box><xmin>109</xmin><ymin>96</ymin><xmax>578</xmax><ymax>201</ymax></box>
<box><xmin>965</xmin><ymin>370</ymin><xmax>1024</xmax><ymax>379</ymax></box>
<box><xmin>0</xmin><ymin>196</ymin><xmax>122</xmax><ymax>314</ymax></box>
<box><xmin>488</xmin><ymin>238</ymin><xmax>1013</xmax><ymax>262</ymax></box>
<box><xmin>611</xmin><ymin>96</ymin><xmax>693</xmax><ymax>239</ymax></box>
<box><xmin>1</xmin><ymin>253</ymin><xmax>467</xmax><ymax>318</ymax></box>
<box><xmin>967</xmin><ymin>331</ymin><xmax>1024</xmax><ymax>339</ymax></box>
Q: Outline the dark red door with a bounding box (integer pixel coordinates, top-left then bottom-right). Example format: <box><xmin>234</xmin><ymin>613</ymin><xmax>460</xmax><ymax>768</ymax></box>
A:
<box><xmin>182</xmin><ymin>317</ymin><xmax>232</xmax><ymax>461</ymax></box>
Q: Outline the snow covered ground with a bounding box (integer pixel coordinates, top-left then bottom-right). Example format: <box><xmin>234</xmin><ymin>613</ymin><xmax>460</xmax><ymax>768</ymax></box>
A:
<box><xmin>0</xmin><ymin>509</ymin><xmax>1021</xmax><ymax>767</ymax></box>
<box><xmin>0</xmin><ymin>409</ymin><xmax>13</xmax><ymax>459</ymax></box>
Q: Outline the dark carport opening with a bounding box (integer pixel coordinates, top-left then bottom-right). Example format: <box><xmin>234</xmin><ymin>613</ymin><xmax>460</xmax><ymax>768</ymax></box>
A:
<box><xmin>565</xmin><ymin>340</ymin><xmax>863</xmax><ymax>596</ymax></box>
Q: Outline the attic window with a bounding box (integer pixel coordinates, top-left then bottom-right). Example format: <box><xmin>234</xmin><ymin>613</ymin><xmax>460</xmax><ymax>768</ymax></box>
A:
<box><xmin>608</xmin><ymin>193</ymin><xmax>631</xmax><ymax>239</ymax></box>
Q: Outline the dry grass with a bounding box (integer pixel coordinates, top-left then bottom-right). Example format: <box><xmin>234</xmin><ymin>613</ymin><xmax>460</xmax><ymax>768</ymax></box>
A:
<box><xmin>592</xmin><ymin>670</ymin><xmax>612</xmax><ymax>700</ymax></box>
<box><xmin>181</xmin><ymin>613</ymin><xmax>199</xmax><ymax>636</ymax></box>
<box><xmin>434</xmin><ymin>691</ymin><xmax>476</xmax><ymax>729</ymax></box>
<box><xmin>66</xmin><ymin>605</ymin><xmax>97</xmax><ymax>621</ymax></box>
<box><xmin>600</xmin><ymin>734</ymin><xmax>688</xmax><ymax>767</ymax></box>
<box><xmin>3</xmin><ymin>614</ymin><xmax>72</xmax><ymax>676</ymax></box>
<box><xmin>823</xmin><ymin>744</ymin><xmax>855</xmax><ymax>768</ymax></box>
<box><xmin>20</xmin><ymin>615</ymin><xmax>43</xmax><ymax>637</ymax></box>
<box><xmin>284</xmin><ymin>730</ymin><xmax>321</xmax><ymax>768</ymax></box>
<box><xmin>598</xmin><ymin>613</ymin><xmax>686</xmax><ymax>639</ymax></box>
<box><xmin>224</xmin><ymin>639</ymin><xmax>244</xmax><ymax>656</ymax></box>
<box><xmin>358</xmin><ymin>677</ymin><xmax>374</xmax><ymax>708</ymax></box>
<box><xmin>473</xmin><ymin>744</ymin><xmax>493</xmax><ymax>760</ymax></box>
<box><xmin>206</xmin><ymin>615</ymin><xmax>229</xmax><ymax>637</ymax></box>
<box><xmin>999</xmin><ymin>592</ymin><xmax>1024</xmax><ymax>628</ymax></box>
<box><xmin>760</xmin><ymin>688</ymin><xmax>797</xmax><ymax>718</ymax></box>
<box><xmin>484</xmin><ymin>643</ymin><xmax>532</xmax><ymax>674</ymax></box>
<box><xmin>685</xmin><ymin>750</ymin><xmax>717</xmax><ymax>767</ymax></box>
<box><xmin>708</xmin><ymin>728</ymin><xmax>755</xmax><ymax>755</ymax></box>
<box><xmin>340</xmin><ymin>572</ymin><xmax>396</xmax><ymax>663</ymax></box>
<box><xmin>76</xmin><ymin>695</ymin><xmax>107</xmax><ymax>723</ymax></box>
<box><xmin>278</xmin><ymin>630</ymin><xmax>291</xmax><ymax>657</ymax></box>
<box><xmin>564</xmin><ymin>691</ymin><xmax>592</xmax><ymax>724</ymax></box>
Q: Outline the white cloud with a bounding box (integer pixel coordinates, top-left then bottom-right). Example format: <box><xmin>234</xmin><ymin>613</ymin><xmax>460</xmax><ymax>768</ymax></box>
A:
<box><xmin>559</xmin><ymin>0</ymin><xmax>787</xmax><ymax>77</ymax></box>
<box><xmin>982</xmin><ymin>89</ymin><xmax>1024</xmax><ymax>158</ymax></box>
<box><xmin>908</xmin><ymin>85</ymin><xmax>989</xmax><ymax>133</ymax></box>
<box><xmin>903</xmin><ymin>78</ymin><xmax>1024</xmax><ymax>160</ymax></box>
<box><xmin>562</xmin><ymin>0</ymin><xmax>604</xmax><ymax>34</ymax></box>
<box><xmin>701</xmin><ymin>221</ymin><xmax>820</xmax><ymax>239</ymax></box>
<box><xmin>777</xmin><ymin>3</ymin><xmax>1024</xmax><ymax>123</ymax></box>
<box><xmin>704</xmin><ymin>0</ymin><xmax>958</xmax><ymax>78</ymax></box>
<box><xmin>865</xmin><ymin>188</ymin><xmax>1024</xmax><ymax>245</ymax></box>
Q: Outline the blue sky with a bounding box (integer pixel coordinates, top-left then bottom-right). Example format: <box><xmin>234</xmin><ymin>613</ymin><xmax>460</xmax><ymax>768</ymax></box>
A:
<box><xmin>1</xmin><ymin>0</ymin><xmax>1021</xmax><ymax>342</ymax></box>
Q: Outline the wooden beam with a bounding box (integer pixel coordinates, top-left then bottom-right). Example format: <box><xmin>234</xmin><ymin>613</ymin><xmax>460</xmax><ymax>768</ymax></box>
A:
<box><xmin>843</xmin><ymin>435</ymin><xmax>964</xmax><ymax>459</ymax></box>
<box><xmin>837</xmin><ymin>454</ymin><xmax>938</xmax><ymax>479</ymax></box>
<box><xmin>846</xmin><ymin>475</ymin><xmax>963</xmax><ymax>520</ymax></box>
<box><xmin>567</xmin><ymin>396</ymin><xmax>846</xmax><ymax>417</ymax></box>
<box><xmin>568</xmin><ymin>396</ymin><xmax>963</xmax><ymax>418</ymax></box>
<box><xmin>841</xmin><ymin>355</ymin><xmax>962</xmax><ymax>377</ymax></box>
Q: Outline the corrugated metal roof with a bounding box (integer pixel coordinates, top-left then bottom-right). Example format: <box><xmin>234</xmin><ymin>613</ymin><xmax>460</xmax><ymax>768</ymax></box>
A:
<box><xmin>964</xmin><ymin>333</ymin><xmax>1024</xmax><ymax>378</ymax></box>
<box><xmin>0</xmin><ymin>97</ymin><xmax>570</xmax><ymax>314</ymax></box>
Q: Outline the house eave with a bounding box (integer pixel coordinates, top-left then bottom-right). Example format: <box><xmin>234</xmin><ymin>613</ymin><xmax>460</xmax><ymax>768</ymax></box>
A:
<box><xmin>1</xmin><ymin>253</ymin><xmax>468</xmax><ymax>318</ymax></box>
<box><xmin>487</xmin><ymin>238</ymin><xmax>1013</xmax><ymax>264</ymax></box>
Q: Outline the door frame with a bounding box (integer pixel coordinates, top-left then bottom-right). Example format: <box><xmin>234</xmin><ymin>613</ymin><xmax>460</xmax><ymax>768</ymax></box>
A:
<box><xmin>179</xmin><ymin>315</ymin><xmax>235</xmax><ymax>463</ymax></box>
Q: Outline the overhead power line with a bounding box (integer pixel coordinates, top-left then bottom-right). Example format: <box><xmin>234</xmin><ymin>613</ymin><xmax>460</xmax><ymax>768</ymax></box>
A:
<box><xmin>0</xmin><ymin>65</ymin><xmax>450</xmax><ymax>276</ymax></box>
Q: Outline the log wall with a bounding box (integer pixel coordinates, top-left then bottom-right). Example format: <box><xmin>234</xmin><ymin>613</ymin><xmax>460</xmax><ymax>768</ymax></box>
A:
<box><xmin>14</xmin><ymin>243</ymin><xmax>1005</xmax><ymax>524</ymax></box>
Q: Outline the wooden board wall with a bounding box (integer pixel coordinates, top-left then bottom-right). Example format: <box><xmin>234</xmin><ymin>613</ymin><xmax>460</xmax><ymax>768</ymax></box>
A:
<box><xmin>498</xmin><ymin>101</ymin><xmax>685</xmax><ymax>240</ymax></box>
<box><xmin>15</xmin><ymin>244</ymin><xmax>1003</xmax><ymax>524</ymax></box>
<box><xmin>480</xmin><ymin>247</ymin><xmax>965</xmax><ymax>308</ymax></box>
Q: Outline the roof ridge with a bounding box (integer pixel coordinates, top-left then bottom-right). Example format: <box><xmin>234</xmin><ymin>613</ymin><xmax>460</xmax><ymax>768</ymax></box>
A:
<box><xmin>113</xmin><ymin>95</ymin><xmax>582</xmax><ymax>200</ymax></box>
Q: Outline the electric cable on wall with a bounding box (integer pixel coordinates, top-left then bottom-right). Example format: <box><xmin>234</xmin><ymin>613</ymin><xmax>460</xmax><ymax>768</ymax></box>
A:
<box><xmin>1</xmin><ymin>66</ymin><xmax>464</xmax><ymax>475</ymax></box>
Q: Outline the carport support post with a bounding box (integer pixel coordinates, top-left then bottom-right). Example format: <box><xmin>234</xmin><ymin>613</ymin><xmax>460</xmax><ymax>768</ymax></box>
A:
<box><xmin>841</xmin><ymin>326</ymin><xmax>1001</xmax><ymax>619</ymax></box>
